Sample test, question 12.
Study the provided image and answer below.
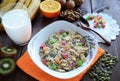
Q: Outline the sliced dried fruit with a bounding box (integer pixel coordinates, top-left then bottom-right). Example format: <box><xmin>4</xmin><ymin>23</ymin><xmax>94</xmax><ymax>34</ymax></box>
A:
<box><xmin>0</xmin><ymin>46</ymin><xmax>17</xmax><ymax>58</ymax></box>
<box><xmin>0</xmin><ymin>58</ymin><xmax>16</xmax><ymax>75</ymax></box>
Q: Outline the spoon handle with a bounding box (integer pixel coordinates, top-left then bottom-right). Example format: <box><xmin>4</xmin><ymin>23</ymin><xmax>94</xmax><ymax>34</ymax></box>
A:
<box><xmin>90</xmin><ymin>28</ymin><xmax>111</xmax><ymax>46</ymax></box>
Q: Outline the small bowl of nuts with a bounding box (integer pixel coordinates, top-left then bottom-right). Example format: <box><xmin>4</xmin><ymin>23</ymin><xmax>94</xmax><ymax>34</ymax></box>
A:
<box><xmin>28</xmin><ymin>20</ymin><xmax>98</xmax><ymax>79</ymax></box>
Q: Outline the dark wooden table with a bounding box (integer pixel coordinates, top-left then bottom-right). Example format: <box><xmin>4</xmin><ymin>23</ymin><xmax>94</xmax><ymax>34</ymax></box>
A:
<box><xmin>0</xmin><ymin>0</ymin><xmax>120</xmax><ymax>81</ymax></box>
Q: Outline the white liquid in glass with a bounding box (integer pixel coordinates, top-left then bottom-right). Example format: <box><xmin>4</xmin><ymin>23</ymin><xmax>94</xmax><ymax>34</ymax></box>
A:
<box><xmin>2</xmin><ymin>9</ymin><xmax>32</xmax><ymax>45</ymax></box>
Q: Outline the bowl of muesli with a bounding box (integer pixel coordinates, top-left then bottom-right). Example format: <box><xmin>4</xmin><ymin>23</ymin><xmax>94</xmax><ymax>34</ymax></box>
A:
<box><xmin>28</xmin><ymin>20</ymin><xmax>98</xmax><ymax>79</ymax></box>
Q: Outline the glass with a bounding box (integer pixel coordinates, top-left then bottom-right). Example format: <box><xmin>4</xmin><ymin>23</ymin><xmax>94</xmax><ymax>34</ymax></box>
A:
<box><xmin>0</xmin><ymin>3</ymin><xmax>32</xmax><ymax>46</ymax></box>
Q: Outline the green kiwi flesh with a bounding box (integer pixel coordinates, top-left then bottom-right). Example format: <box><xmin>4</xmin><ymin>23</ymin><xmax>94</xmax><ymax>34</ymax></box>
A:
<box><xmin>0</xmin><ymin>58</ymin><xmax>15</xmax><ymax>75</ymax></box>
<box><xmin>0</xmin><ymin>46</ymin><xmax>17</xmax><ymax>58</ymax></box>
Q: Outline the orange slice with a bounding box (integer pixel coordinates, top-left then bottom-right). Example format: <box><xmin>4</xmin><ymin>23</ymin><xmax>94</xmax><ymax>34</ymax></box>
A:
<box><xmin>40</xmin><ymin>0</ymin><xmax>61</xmax><ymax>18</ymax></box>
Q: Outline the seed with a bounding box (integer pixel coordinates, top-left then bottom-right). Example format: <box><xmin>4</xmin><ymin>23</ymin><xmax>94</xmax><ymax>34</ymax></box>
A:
<box><xmin>108</xmin><ymin>71</ymin><xmax>112</xmax><ymax>75</ymax></box>
<box><xmin>88</xmin><ymin>51</ymin><xmax>118</xmax><ymax>81</ymax></box>
<box><xmin>105</xmin><ymin>73</ymin><xmax>109</xmax><ymax>77</ymax></box>
<box><xmin>100</xmin><ymin>77</ymin><xmax>105</xmax><ymax>80</ymax></box>
<box><xmin>104</xmin><ymin>77</ymin><xmax>110</xmax><ymax>81</ymax></box>
<box><xmin>89</xmin><ymin>72</ymin><xmax>94</xmax><ymax>78</ymax></box>
<box><xmin>107</xmin><ymin>67</ymin><xmax>111</xmax><ymax>70</ymax></box>
<box><xmin>93</xmin><ymin>73</ymin><xmax>98</xmax><ymax>78</ymax></box>
<box><xmin>110</xmin><ymin>65</ymin><xmax>114</xmax><ymax>68</ymax></box>
<box><xmin>101</xmin><ymin>58</ymin><xmax>106</xmax><ymax>62</ymax></box>
<box><xmin>93</xmin><ymin>78</ymin><xmax>96</xmax><ymax>81</ymax></box>
<box><xmin>101</xmin><ymin>63</ymin><xmax>105</xmax><ymax>67</ymax></box>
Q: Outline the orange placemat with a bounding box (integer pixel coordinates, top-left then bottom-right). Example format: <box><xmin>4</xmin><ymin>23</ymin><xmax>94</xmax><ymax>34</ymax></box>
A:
<box><xmin>16</xmin><ymin>47</ymin><xmax>104</xmax><ymax>81</ymax></box>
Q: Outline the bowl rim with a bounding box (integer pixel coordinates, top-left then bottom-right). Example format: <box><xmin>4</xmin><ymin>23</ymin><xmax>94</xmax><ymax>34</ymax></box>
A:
<box><xmin>27</xmin><ymin>20</ymin><xmax>99</xmax><ymax>79</ymax></box>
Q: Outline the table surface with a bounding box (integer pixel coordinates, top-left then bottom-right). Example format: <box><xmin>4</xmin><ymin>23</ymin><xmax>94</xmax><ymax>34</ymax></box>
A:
<box><xmin>0</xmin><ymin>0</ymin><xmax>120</xmax><ymax>81</ymax></box>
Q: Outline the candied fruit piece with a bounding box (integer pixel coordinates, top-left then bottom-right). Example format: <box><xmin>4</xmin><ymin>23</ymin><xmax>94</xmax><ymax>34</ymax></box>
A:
<box><xmin>51</xmin><ymin>64</ymin><xmax>57</xmax><ymax>70</ymax></box>
<box><xmin>77</xmin><ymin>60</ymin><xmax>83</xmax><ymax>66</ymax></box>
<box><xmin>62</xmin><ymin>53</ymin><xmax>69</xmax><ymax>59</ymax></box>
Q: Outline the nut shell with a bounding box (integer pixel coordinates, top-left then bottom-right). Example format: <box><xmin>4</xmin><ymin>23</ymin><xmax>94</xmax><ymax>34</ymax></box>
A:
<box><xmin>57</xmin><ymin>0</ymin><xmax>66</xmax><ymax>7</ymax></box>
<box><xmin>74</xmin><ymin>0</ymin><xmax>83</xmax><ymax>6</ymax></box>
<box><xmin>66</xmin><ymin>0</ymin><xmax>75</xmax><ymax>9</ymax></box>
<box><xmin>59</xmin><ymin>9</ymin><xmax>82</xmax><ymax>22</ymax></box>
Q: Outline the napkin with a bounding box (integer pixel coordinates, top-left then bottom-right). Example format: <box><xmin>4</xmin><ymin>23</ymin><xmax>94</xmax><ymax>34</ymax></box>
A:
<box><xmin>83</xmin><ymin>13</ymin><xmax>120</xmax><ymax>43</ymax></box>
<box><xmin>16</xmin><ymin>47</ymin><xmax>104</xmax><ymax>81</ymax></box>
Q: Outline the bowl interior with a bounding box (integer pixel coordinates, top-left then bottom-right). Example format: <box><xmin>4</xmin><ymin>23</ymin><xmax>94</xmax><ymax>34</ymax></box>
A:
<box><xmin>28</xmin><ymin>20</ymin><xmax>98</xmax><ymax>79</ymax></box>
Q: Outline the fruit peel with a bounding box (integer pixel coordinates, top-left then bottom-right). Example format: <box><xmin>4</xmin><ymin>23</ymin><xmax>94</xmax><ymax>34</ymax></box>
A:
<box><xmin>40</xmin><ymin>0</ymin><xmax>61</xmax><ymax>18</ymax></box>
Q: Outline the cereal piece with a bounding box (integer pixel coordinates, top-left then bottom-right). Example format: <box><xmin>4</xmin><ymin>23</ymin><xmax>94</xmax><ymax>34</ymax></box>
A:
<box><xmin>54</xmin><ymin>56</ymin><xmax>60</xmax><ymax>63</ymax></box>
<box><xmin>64</xmin><ymin>45</ymin><xmax>70</xmax><ymax>51</ymax></box>
<box><xmin>43</xmin><ymin>47</ymin><xmax>48</xmax><ymax>52</ymax></box>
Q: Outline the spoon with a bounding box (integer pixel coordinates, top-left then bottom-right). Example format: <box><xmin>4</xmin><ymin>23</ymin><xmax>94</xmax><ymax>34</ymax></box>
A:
<box><xmin>77</xmin><ymin>16</ymin><xmax>111</xmax><ymax>46</ymax></box>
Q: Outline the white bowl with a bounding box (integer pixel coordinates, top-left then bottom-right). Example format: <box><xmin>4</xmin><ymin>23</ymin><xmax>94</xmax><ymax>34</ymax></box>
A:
<box><xmin>28</xmin><ymin>20</ymin><xmax>98</xmax><ymax>79</ymax></box>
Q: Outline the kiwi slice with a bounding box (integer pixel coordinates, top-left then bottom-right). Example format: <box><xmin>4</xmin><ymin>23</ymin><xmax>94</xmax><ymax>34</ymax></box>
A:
<box><xmin>0</xmin><ymin>46</ymin><xmax>17</xmax><ymax>58</ymax></box>
<box><xmin>0</xmin><ymin>58</ymin><xmax>16</xmax><ymax>75</ymax></box>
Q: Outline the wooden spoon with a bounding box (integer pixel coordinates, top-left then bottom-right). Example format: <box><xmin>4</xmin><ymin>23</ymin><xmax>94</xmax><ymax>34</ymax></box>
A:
<box><xmin>77</xmin><ymin>17</ymin><xmax>111</xmax><ymax>46</ymax></box>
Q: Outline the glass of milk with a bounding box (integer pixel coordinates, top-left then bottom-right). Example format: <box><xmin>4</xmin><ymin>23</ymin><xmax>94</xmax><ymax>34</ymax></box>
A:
<box><xmin>0</xmin><ymin>3</ymin><xmax>32</xmax><ymax>46</ymax></box>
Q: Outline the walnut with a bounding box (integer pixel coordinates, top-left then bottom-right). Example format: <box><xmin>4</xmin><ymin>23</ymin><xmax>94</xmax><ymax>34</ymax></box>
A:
<box><xmin>59</xmin><ymin>8</ymin><xmax>82</xmax><ymax>22</ymax></box>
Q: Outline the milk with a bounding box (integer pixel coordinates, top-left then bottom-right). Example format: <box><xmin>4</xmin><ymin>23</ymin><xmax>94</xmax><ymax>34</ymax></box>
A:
<box><xmin>2</xmin><ymin>9</ymin><xmax>32</xmax><ymax>45</ymax></box>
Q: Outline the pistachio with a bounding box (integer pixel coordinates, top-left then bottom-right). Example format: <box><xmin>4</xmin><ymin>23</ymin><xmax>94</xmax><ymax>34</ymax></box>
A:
<box><xmin>88</xmin><ymin>51</ymin><xmax>118</xmax><ymax>81</ymax></box>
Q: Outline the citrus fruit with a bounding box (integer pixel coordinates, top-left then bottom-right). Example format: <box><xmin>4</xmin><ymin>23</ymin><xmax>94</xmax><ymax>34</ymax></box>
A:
<box><xmin>40</xmin><ymin>0</ymin><xmax>61</xmax><ymax>18</ymax></box>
